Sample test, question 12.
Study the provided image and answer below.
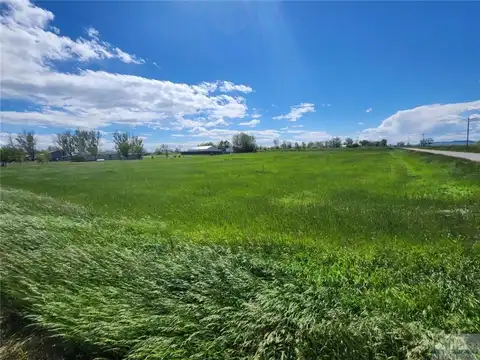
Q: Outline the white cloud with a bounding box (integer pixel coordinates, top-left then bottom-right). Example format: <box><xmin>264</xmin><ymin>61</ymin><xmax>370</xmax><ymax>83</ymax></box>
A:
<box><xmin>85</xmin><ymin>26</ymin><xmax>99</xmax><ymax>39</ymax></box>
<box><xmin>218</xmin><ymin>81</ymin><xmax>253</xmax><ymax>94</ymax></box>
<box><xmin>273</xmin><ymin>102</ymin><xmax>315</xmax><ymax>122</ymax></box>
<box><xmin>251</xmin><ymin>113</ymin><xmax>261</xmax><ymax>119</ymax></box>
<box><xmin>365</xmin><ymin>108</ymin><xmax>372</xmax><ymax>113</ymax></box>
<box><xmin>203</xmin><ymin>118</ymin><xmax>230</xmax><ymax>128</ymax></box>
<box><xmin>358</xmin><ymin>122</ymin><xmax>364</xmax><ymax>125</ymax></box>
<box><xmin>238</xmin><ymin>119</ymin><xmax>260</xmax><ymax>127</ymax></box>
<box><xmin>321</xmin><ymin>104</ymin><xmax>331</xmax><ymax>107</ymax></box>
<box><xmin>0</xmin><ymin>0</ymin><xmax>252</xmax><ymax>131</ymax></box>
<box><xmin>291</xmin><ymin>124</ymin><xmax>303</xmax><ymax>128</ymax></box>
<box><xmin>114</xmin><ymin>47</ymin><xmax>144</xmax><ymax>64</ymax></box>
<box><xmin>0</xmin><ymin>0</ymin><xmax>143</xmax><ymax>67</ymax></box>
<box><xmin>192</xmin><ymin>81</ymin><xmax>252</xmax><ymax>95</ymax></box>
<box><xmin>362</xmin><ymin>101</ymin><xmax>480</xmax><ymax>142</ymax></box>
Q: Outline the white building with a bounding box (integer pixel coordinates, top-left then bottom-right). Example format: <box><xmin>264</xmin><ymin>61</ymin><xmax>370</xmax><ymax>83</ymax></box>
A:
<box><xmin>181</xmin><ymin>145</ymin><xmax>223</xmax><ymax>155</ymax></box>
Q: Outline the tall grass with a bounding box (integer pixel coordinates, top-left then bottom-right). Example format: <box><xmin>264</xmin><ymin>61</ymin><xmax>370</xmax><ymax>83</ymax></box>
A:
<box><xmin>1</xmin><ymin>149</ymin><xmax>479</xmax><ymax>359</ymax></box>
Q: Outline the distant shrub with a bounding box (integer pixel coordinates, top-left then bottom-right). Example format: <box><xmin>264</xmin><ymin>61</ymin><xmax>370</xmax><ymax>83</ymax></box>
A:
<box><xmin>36</xmin><ymin>150</ymin><xmax>50</xmax><ymax>163</ymax></box>
<box><xmin>71</xmin><ymin>155</ymin><xmax>86</xmax><ymax>162</ymax></box>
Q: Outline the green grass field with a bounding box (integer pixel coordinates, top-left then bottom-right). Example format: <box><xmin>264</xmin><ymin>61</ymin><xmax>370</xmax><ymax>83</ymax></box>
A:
<box><xmin>1</xmin><ymin>149</ymin><xmax>479</xmax><ymax>359</ymax></box>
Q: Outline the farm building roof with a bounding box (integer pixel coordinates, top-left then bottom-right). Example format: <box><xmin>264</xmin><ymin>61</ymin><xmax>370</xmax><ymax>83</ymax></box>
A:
<box><xmin>187</xmin><ymin>146</ymin><xmax>218</xmax><ymax>151</ymax></box>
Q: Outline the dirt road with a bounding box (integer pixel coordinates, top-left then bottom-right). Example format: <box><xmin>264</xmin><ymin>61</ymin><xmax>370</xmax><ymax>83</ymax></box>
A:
<box><xmin>403</xmin><ymin>148</ymin><xmax>480</xmax><ymax>162</ymax></box>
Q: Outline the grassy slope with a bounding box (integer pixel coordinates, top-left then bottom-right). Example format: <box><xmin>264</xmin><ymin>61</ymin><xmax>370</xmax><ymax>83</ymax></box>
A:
<box><xmin>1</xmin><ymin>149</ymin><xmax>479</xmax><ymax>359</ymax></box>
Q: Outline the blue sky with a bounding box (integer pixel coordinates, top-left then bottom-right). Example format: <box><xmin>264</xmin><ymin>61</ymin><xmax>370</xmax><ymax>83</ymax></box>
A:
<box><xmin>1</xmin><ymin>0</ymin><xmax>479</xmax><ymax>150</ymax></box>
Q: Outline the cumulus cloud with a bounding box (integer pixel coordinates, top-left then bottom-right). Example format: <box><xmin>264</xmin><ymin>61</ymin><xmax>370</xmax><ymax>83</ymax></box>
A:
<box><xmin>0</xmin><ymin>0</ymin><xmax>144</xmax><ymax>67</ymax></box>
<box><xmin>362</xmin><ymin>101</ymin><xmax>480</xmax><ymax>142</ymax></box>
<box><xmin>238</xmin><ymin>119</ymin><xmax>260</xmax><ymax>127</ymax></box>
<box><xmin>273</xmin><ymin>103</ymin><xmax>315</xmax><ymax>122</ymax></box>
<box><xmin>0</xmin><ymin>0</ymin><xmax>251</xmax><ymax>131</ymax></box>
<box><xmin>365</xmin><ymin>108</ymin><xmax>372</xmax><ymax>113</ymax></box>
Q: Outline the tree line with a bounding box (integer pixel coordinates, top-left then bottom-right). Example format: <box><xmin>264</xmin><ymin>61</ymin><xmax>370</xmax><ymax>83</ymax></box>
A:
<box><xmin>271</xmin><ymin>137</ymin><xmax>389</xmax><ymax>150</ymax></box>
<box><xmin>198</xmin><ymin>134</ymin><xmax>257</xmax><ymax>153</ymax></box>
<box><xmin>1</xmin><ymin>131</ymin><xmax>39</xmax><ymax>166</ymax></box>
<box><xmin>1</xmin><ymin>129</ymin><xmax>145</xmax><ymax>166</ymax></box>
<box><xmin>153</xmin><ymin>134</ymin><xmax>257</xmax><ymax>155</ymax></box>
<box><xmin>53</xmin><ymin>130</ymin><xmax>145</xmax><ymax>160</ymax></box>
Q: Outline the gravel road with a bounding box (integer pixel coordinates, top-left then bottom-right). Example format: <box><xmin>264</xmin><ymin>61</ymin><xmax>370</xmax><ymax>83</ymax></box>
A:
<box><xmin>403</xmin><ymin>148</ymin><xmax>480</xmax><ymax>162</ymax></box>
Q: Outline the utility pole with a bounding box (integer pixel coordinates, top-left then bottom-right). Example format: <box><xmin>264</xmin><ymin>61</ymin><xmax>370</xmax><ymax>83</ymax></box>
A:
<box><xmin>421</xmin><ymin>133</ymin><xmax>425</xmax><ymax>146</ymax></box>
<box><xmin>466</xmin><ymin>117</ymin><xmax>470</xmax><ymax>149</ymax></box>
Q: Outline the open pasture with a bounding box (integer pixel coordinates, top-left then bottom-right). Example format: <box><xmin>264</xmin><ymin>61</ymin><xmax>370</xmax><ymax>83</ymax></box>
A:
<box><xmin>1</xmin><ymin>149</ymin><xmax>479</xmax><ymax>359</ymax></box>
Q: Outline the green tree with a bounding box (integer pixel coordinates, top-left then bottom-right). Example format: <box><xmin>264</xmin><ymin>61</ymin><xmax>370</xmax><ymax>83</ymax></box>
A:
<box><xmin>330</xmin><ymin>137</ymin><xmax>342</xmax><ymax>148</ymax></box>
<box><xmin>73</xmin><ymin>129</ymin><xmax>89</xmax><ymax>155</ymax></box>
<box><xmin>160</xmin><ymin>144</ymin><xmax>169</xmax><ymax>157</ymax></box>
<box><xmin>198</xmin><ymin>142</ymin><xmax>215</xmax><ymax>146</ymax></box>
<box><xmin>380</xmin><ymin>139</ymin><xmax>388</xmax><ymax>147</ymax></box>
<box><xmin>217</xmin><ymin>140</ymin><xmax>231</xmax><ymax>150</ymax></box>
<box><xmin>419</xmin><ymin>138</ymin><xmax>434</xmax><ymax>147</ymax></box>
<box><xmin>232</xmin><ymin>132</ymin><xmax>257</xmax><ymax>153</ymax></box>
<box><xmin>36</xmin><ymin>150</ymin><xmax>50</xmax><ymax>163</ymax></box>
<box><xmin>286</xmin><ymin>141</ymin><xmax>292</xmax><ymax>149</ymax></box>
<box><xmin>113</xmin><ymin>132</ymin><xmax>131</xmax><ymax>158</ymax></box>
<box><xmin>53</xmin><ymin>131</ymin><xmax>76</xmax><ymax>157</ymax></box>
<box><xmin>273</xmin><ymin>139</ymin><xmax>280</xmax><ymax>149</ymax></box>
<box><xmin>15</xmin><ymin>130</ymin><xmax>37</xmax><ymax>160</ymax></box>
<box><xmin>294</xmin><ymin>142</ymin><xmax>300</xmax><ymax>150</ymax></box>
<box><xmin>301</xmin><ymin>142</ymin><xmax>307</xmax><ymax>150</ymax></box>
<box><xmin>396</xmin><ymin>141</ymin><xmax>405</xmax><ymax>147</ymax></box>
<box><xmin>130</xmin><ymin>136</ymin><xmax>144</xmax><ymax>159</ymax></box>
<box><xmin>86</xmin><ymin>130</ymin><xmax>101</xmax><ymax>160</ymax></box>
<box><xmin>1</xmin><ymin>137</ymin><xmax>24</xmax><ymax>166</ymax></box>
<box><xmin>344</xmin><ymin>138</ymin><xmax>354</xmax><ymax>148</ymax></box>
